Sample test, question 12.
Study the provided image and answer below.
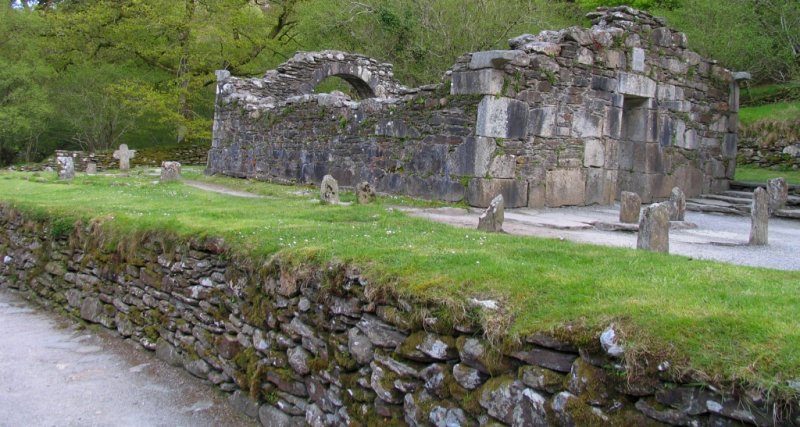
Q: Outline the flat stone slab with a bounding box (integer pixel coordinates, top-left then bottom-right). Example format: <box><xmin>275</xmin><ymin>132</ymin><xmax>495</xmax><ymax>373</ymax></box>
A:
<box><xmin>776</xmin><ymin>209</ymin><xmax>800</xmax><ymax>219</ymax></box>
<box><xmin>593</xmin><ymin>221</ymin><xmax>697</xmax><ymax>232</ymax></box>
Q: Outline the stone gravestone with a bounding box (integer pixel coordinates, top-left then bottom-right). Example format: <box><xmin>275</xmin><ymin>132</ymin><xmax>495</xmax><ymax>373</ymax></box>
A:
<box><xmin>85</xmin><ymin>162</ymin><xmax>97</xmax><ymax>175</ymax></box>
<box><xmin>749</xmin><ymin>187</ymin><xmax>769</xmax><ymax>246</ymax></box>
<box><xmin>160</xmin><ymin>161</ymin><xmax>182</xmax><ymax>182</ymax></box>
<box><xmin>668</xmin><ymin>187</ymin><xmax>686</xmax><ymax>221</ymax></box>
<box><xmin>320</xmin><ymin>175</ymin><xmax>339</xmax><ymax>204</ymax></box>
<box><xmin>619</xmin><ymin>191</ymin><xmax>641</xmax><ymax>224</ymax></box>
<box><xmin>112</xmin><ymin>144</ymin><xmax>136</xmax><ymax>171</ymax></box>
<box><xmin>637</xmin><ymin>202</ymin><xmax>669</xmax><ymax>253</ymax></box>
<box><xmin>767</xmin><ymin>177</ymin><xmax>788</xmax><ymax>214</ymax></box>
<box><xmin>356</xmin><ymin>181</ymin><xmax>376</xmax><ymax>204</ymax></box>
<box><xmin>477</xmin><ymin>194</ymin><xmax>504</xmax><ymax>232</ymax></box>
<box><xmin>56</xmin><ymin>156</ymin><xmax>75</xmax><ymax>180</ymax></box>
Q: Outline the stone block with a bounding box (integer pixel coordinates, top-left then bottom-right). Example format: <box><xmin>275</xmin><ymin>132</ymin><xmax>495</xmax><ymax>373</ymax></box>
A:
<box><xmin>476</xmin><ymin>96</ymin><xmax>529</xmax><ymax>139</ymax></box>
<box><xmin>356</xmin><ymin>181</ymin><xmax>376</xmax><ymax>204</ymax></box>
<box><xmin>619</xmin><ymin>191</ymin><xmax>641</xmax><ymax>223</ymax></box>
<box><xmin>529</xmin><ymin>106</ymin><xmax>557</xmax><ymax>137</ymax></box>
<box><xmin>469</xmin><ymin>50</ymin><xmax>526</xmax><ymax>69</ymax></box>
<box><xmin>631</xmin><ymin>47</ymin><xmax>645</xmax><ymax>72</ymax></box>
<box><xmin>668</xmin><ymin>187</ymin><xmax>686</xmax><ymax>221</ymax></box>
<box><xmin>451</xmin><ymin>69</ymin><xmax>505</xmax><ymax>95</ymax></box>
<box><xmin>467</xmin><ymin>178</ymin><xmax>528</xmax><ymax>208</ymax></box>
<box><xmin>477</xmin><ymin>194</ymin><xmax>504</xmax><ymax>232</ymax></box>
<box><xmin>160</xmin><ymin>161</ymin><xmax>182</xmax><ymax>182</ymax></box>
<box><xmin>618</xmin><ymin>141</ymin><xmax>634</xmax><ymax>171</ymax></box>
<box><xmin>618</xmin><ymin>72</ymin><xmax>656</xmax><ymax>98</ymax></box>
<box><xmin>85</xmin><ymin>162</ymin><xmax>97</xmax><ymax>175</ymax></box>
<box><xmin>488</xmin><ymin>154</ymin><xmax>516</xmax><ymax>179</ymax></box>
<box><xmin>604</xmin><ymin>107</ymin><xmax>622</xmax><ymax>139</ymax></box>
<box><xmin>320</xmin><ymin>175</ymin><xmax>339</xmax><ymax>204</ymax></box>
<box><xmin>767</xmin><ymin>178</ymin><xmax>788</xmax><ymax>213</ymax></box>
<box><xmin>545</xmin><ymin>169</ymin><xmax>586</xmax><ymax>207</ymax></box>
<box><xmin>637</xmin><ymin>202</ymin><xmax>670</xmax><ymax>253</ymax></box>
<box><xmin>57</xmin><ymin>156</ymin><xmax>75</xmax><ymax>181</ymax></box>
<box><xmin>585</xmin><ymin>168</ymin><xmax>616</xmax><ymax>205</ymax></box>
<box><xmin>604</xmin><ymin>139</ymin><xmax>619</xmax><ymax>169</ymax></box>
<box><xmin>528</xmin><ymin>183</ymin><xmax>546</xmax><ymax>208</ymax></box>
<box><xmin>750</xmin><ymin>187</ymin><xmax>768</xmax><ymax>246</ymax></box>
<box><xmin>722</xmin><ymin>133</ymin><xmax>737</xmax><ymax>159</ymax></box>
<box><xmin>583</xmin><ymin>139</ymin><xmax>605</xmax><ymax>168</ymax></box>
<box><xmin>447</xmin><ymin>137</ymin><xmax>496</xmax><ymax>177</ymax></box>
<box><xmin>645</xmin><ymin>143</ymin><xmax>663</xmax><ymax>174</ymax></box>
<box><xmin>375</xmin><ymin>119</ymin><xmax>421</xmax><ymax>138</ymax></box>
<box><xmin>571</xmin><ymin>110</ymin><xmax>603</xmax><ymax>138</ymax></box>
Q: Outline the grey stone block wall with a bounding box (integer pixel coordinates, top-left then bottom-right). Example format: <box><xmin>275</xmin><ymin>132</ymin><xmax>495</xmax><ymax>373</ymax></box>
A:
<box><xmin>208</xmin><ymin>6</ymin><xmax>742</xmax><ymax>208</ymax></box>
<box><xmin>2</xmin><ymin>206</ymin><xmax>791</xmax><ymax>427</ymax></box>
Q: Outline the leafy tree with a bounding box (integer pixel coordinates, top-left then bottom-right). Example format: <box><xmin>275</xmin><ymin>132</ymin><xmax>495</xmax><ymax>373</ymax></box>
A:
<box><xmin>0</xmin><ymin>5</ymin><xmax>53</xmax><ymax>164</ymax></box>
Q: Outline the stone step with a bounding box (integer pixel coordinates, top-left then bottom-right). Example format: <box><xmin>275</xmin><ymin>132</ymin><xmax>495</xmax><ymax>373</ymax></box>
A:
<box><xmin>686</xmin><ymin>201</ymin><xmax>748</xmax><ymax>216</ymax></box>
<box><xmin>701</xmin><ymin>194</ymin><xmax>752</xmax><ymax>206</ymax></box>
<box><xmin>776</xmin><ymin>209</ymin><xmax>800</xmax><ymax>219</ymax></box>
<box><xmin>719</xmin><ymin>190</ymin><xmax>800</xmax><ymax>206</ymax></box>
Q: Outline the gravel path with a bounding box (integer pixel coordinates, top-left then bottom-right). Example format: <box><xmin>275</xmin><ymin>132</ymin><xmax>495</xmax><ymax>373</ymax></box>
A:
<box><xmin>0</xmin><ymin>290</ymin><xmax>257</xmax><ymax>427</ymax></box>
<box><xmin>402</xmin><ymin>204</ymin><xmax>800</xmax><ymax>271</ymax></box>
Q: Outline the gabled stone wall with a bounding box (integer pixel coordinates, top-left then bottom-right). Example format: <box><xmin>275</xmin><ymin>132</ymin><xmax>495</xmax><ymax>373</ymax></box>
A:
<box><xmin>208</xmin><ymin>7</ymin><xmax>744</xmax><ymax>207</ymax></box>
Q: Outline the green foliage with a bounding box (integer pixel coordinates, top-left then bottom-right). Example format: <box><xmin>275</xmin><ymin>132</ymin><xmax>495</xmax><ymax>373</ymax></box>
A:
<box><xmin>739</xmin><ymin>102</ymin><xmax>800</xmax><ymax>126</ymax></box>
<box><xmin>735</xmin><ymin>165</ymin><xmax>800</xmax><ymax>185</ymax></box>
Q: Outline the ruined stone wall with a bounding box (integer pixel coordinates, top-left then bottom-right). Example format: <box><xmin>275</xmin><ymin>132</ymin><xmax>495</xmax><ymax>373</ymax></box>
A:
<box><xmin>0</xmin><ymin>206</ymin><xmax>790</xmax><ymax>426</ymax></box>
<box><xmin>208</xmin><ymin>7</ymin><xmax>744</xmax><ymax>207</ymax></box>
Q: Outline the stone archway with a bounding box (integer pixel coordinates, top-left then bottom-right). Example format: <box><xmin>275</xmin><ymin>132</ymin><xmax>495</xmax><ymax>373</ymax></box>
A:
<box><xmin>259</xmin><ymin>51</ymin><xmax>406</xmax><ymax>100</ymax></box>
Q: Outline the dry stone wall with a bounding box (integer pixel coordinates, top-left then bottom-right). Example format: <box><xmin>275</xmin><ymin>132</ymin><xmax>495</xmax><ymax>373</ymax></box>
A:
<box><xmin>1</xmin><ymin>205</ymin><xmax>793</xmax><ymax>426</ymax></box>
<box><xmin>208</xmin><ymin>7</ymin><xmax>744</xmax><ymax>207</ymax></box>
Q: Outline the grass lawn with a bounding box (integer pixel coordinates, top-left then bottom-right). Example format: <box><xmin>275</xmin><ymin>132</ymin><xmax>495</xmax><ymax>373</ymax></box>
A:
<box><xmin>735</xmin><ymin>165</ymin><xmax>800</xmax><ymax>185</ymax></box>
<box><xmin>739</xmin><ymin>101</ymin><xmax>800</xmax><ymax>126</ymax></box>
<box><xmin>1</xmin><ymin>168</ymin><xmax>799</xmax><ymax>397</ymax></box>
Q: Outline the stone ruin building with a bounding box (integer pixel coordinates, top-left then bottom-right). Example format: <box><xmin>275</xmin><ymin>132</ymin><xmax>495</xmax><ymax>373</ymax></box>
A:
<box><xmin>207</xmin><ymin>6</ymin><xmax>748</xmax><ymax>208</ymax></box>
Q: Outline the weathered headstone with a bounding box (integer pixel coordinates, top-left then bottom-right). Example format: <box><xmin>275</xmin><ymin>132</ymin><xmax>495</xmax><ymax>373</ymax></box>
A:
<box><xmin>767</xmin><ymin>177</ymin><xmax>788</xmax><ymax>214</ymax></box>
<box><xmin>749</xmin><ymin>187</ymin><xmax>769</xmax><ymax>246</ymax></box>
<box><xmin>320</xmin><ymin>175</ymin><xmax>339</xmax><ymax>204</ymax></box>
<box><xmin>56</xmin><ymin>156</ymin><xmax>75</xmax><ymax>180</ymax></box>
<box><xmin>637</xmin><ymin>202</ymin><xmax>669</xmax><ymax>253</ymax></box>
<box><xmin>85</xmin><ymin>162</ymin><xmax>97</xmax><ymax>175</ymax></box>
<box><xmin>477</xmin><ymin>194</ymin><xmax>504</xmax><ymax>232</ymax></box>
<box><xmin>112</xmin><ymin>144</ymin><xmax>136</xmax><ymax>170</ymax></box>
<box><xmin>160</xmin><ymin>161</ymin><xmax>182</xmax><ymax>182</ymax></box>
<box><xmin>356</xmin><ymin>181</ymin><xmax>375</xmax><ymax>204</ymax></box>
<box><xmin>668</xmin><ymin>187</ymin><xmax>686</xmax><ymax>221</ymax></box>
<box><xmin>619</xmin><ymin>191</ymin><xmax>641</xmax><ymax>224</ymax></box>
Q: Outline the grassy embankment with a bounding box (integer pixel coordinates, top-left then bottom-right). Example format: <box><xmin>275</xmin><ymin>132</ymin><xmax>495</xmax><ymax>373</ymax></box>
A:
<box><xmin>0</xmin><ymin>168</ymin><xmax>798</xmax><ymax>398</ymax></box>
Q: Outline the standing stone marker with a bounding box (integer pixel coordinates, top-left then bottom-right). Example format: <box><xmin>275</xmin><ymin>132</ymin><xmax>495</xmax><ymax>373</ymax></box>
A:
<box><xmin>637</xmin><ymin>202</ymin><xmax>669</xmax><ymax>253</ymax></box>
<box><xmin>320</xmin><ymin>175</ymin><xmax>339</xmax><ymax>204</ymax></box>
<box><xmin>112</xmin><ymin>144</ymin><xmax>136</xmax><ymax>170</ymax></box>
<box><xmin>356</xmin><ymin>181</ymin><xmax>376</xmax><ymax>204</ymax></box>
<box><xmin>160</xmin><ymin>161</ymin><xmax>182</xmax><ymax>182</ymax></box>
<box><xmin>619</xmin><ymin>191</ymin><xmax>641</xmax><ymax>224</ymax></box>
<box><xmin>767</xmin><ymin>177</ymin><xmax>788</xmax><ymax>214</ymax></box>
<box><xmin>56</xmin><ymin>156</ymin><xmax>75</xmax><ymax>181</ymax></box>
<box><xmin>85</xmin><ymin>162</ymin><xmax>97</xmax><ymax>175</ymax></box>
<box><xmin>749</xmin><ymin>187</ymin><xmax>769</xmax><ymax>246</ymax></box>
<box><xmin>477</xmin><ymin>194</ymin><xmax>504</xmax><ymax>232</ymax></box>
<box><xmin>668</xmin><ymin>187</ymin><xmax>686</xmax><ymax>221</ymax></box>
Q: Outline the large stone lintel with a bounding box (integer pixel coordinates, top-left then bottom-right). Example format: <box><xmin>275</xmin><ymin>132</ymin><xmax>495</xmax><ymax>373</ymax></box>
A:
<box><xmin>451</xmin><ymin>69</ymin><xmax>505</xmax><ymax>96</ymax></box>
<box><xmin>476</xmin><ymin>97</ymin><xmax>529</xmax><ymax>139</ymax></box>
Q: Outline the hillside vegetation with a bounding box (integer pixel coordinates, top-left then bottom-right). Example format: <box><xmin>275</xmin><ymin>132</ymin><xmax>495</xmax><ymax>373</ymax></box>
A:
<box><xmin>2</xmin><ymin>0</ymin><xmax>798</xmax><ymax>165</ymax></box>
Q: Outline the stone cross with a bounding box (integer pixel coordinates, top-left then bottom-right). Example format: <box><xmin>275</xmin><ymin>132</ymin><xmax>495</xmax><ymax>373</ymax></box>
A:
<box><xmin>668</xmin><ymin>187</ymin><xmax>686</xmax><ymax>221</ymax></box>
<box><xmin>477</xmin><ymin>194</ymin><xmax>504</xmax><ymax>232</ymax></box>
<box><xmin>749</xmin><ymin>187</ymin><xmax>769</xmax><ymax>246</ymax></box>
<box><xmin>619</xmin><ymin>191</ymin><xmax>641</xmax><ymax>224</ymax></box>
<box><xmin>767</xmin><ymin>177</ymin><xmax>788</xmax><ymax>214</ymax></box>
<box><xmin>56</xmin><ymin>156</ymin><xmax>75</xmax><ymax>180</ymax></box>
<box><xmin>320</xmin><ymin>175</ymin><xmax>339</xmax><ymax>204</ymax></box>
<box><xmin>637</xmin><ymin>202</ymin><xmax>669</xmax><ymax>253</ymax></box>
<box><xmin>356</xmin><ymin>181</ymin><xmax>375</xmax><ymax>204</ymax></box>
<box><xmin>160</xmin><ymin>161</ymin><xmax>182</xmax><ymax>182</ymax></box>
<box><xmin>112</xmin><ymin>144</ymin><xmax>136</xmax><ymax>170</ymax></box>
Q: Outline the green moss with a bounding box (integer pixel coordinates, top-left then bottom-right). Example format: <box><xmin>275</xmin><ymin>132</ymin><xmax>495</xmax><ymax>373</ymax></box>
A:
<box><xmin>143</xmin><ymin>325</ymin><xmax>160</xmax><ymax>341</ymax></box>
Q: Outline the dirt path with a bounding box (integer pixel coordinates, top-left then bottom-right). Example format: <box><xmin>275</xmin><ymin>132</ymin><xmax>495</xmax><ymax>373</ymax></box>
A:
<box><xmin>184</xmin><ymin>180</ymin><xmax>264</xmax><ymax>198</ymax></box>
<box><xmin>0</xmin><ymin>290</ymin><xmax>257</xmax><ymax>427</ymax></box>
